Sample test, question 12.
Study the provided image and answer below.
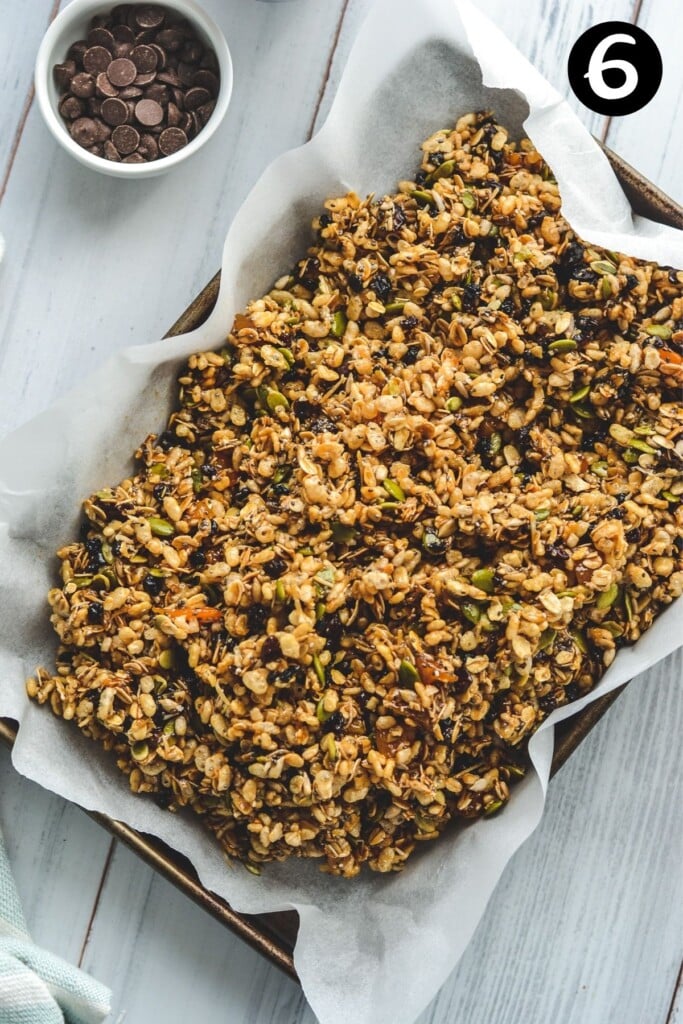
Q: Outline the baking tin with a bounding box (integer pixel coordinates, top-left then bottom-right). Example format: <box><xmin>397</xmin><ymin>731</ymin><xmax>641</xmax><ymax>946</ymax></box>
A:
<box><xmin>2</xmin><ymin>144</ymin><xmax>681</xmax><ymax>983</ymax></box>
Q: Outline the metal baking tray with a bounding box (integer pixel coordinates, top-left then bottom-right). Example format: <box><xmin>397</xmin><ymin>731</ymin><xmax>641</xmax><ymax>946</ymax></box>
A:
<box><xmin>2</xmin><ymin>144</ymin><xmax>682</xmax><ymax>983</ymax></box>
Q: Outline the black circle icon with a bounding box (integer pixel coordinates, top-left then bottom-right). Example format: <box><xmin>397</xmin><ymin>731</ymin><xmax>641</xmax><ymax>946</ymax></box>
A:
<box><xmin>568</xmin><ymin>22</ymin><xmax>662</xmax><ymax>116</ymax></box>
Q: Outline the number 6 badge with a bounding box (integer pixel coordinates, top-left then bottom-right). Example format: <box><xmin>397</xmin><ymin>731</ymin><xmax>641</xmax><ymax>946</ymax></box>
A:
<box><xmin>568</xmin><ymin>22</ymin><xmax>662</xmax><ymax>116</ymax></box>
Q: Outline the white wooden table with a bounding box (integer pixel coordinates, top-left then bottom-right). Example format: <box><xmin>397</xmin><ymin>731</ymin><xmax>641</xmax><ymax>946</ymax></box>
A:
<box><xmin>1</xmin><ymin>2</ymin><xmax>681</xmax><ymax>1022</ymax></box>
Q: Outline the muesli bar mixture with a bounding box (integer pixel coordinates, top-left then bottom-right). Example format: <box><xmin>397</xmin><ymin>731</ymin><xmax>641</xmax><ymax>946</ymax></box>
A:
<box><xmin>28</xmin><ymin>112</ymin><xmax>683</xmax><ymax>876</ymax></box>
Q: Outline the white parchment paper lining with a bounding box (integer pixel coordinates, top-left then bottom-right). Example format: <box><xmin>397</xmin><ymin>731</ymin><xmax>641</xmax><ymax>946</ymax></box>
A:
<box><xmin>1</xmin><ymin>2</ymin><xmax>681</xmax><ymax>1022</ymax></box>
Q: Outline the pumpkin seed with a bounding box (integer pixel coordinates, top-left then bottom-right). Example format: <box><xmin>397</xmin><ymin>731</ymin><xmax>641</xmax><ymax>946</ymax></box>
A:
<box><xmin>244</xmin><ymin>862</ymin><xmax>261</xmax><ymax>876</ymax></box>
<box><xmin>384</xmin><ymin>300</ymin><xmax>406</xmax><ymax>315</ymax></box>
<box><xmin>446</xmin><ymin>395</ymin><xmax>463</xmax><ymax>412</ymax></box>
<box><xmin>428</xmin><ymin>159</ymin><xmax>455</xmax><ymax>183</ymax></box>
<box><xmin>277</xmin><ymin>346</ymin><xmax>295</xmax><ymax>367</ymax></box>
<box><xmin>159</xmin><ymin>649</ymin><xmax>174</xmax><ymax>670</ymax></box>
<box><xmin>596</xmin><ymin>583</ymin><xmax>620</xmax><ymax>609</ymax></box>
<box><xmin>572</xmin><ymin>404</ymin><xmax>593</xmax><ymax>419</ymax></box>
<box><xmin>506</xmin><ymin>764</ymin><xmax>526</xmax><ymax>779</ymax></box>
<box><xmin>570</xmin><ymin>385</ymin><xmax>590</xmax><ymax>403</ymax></box>
<box><xmin>150</xmin><ymin>463</ymin><xmax>168</xmax><ymax>477</ymax></box>
<box><xmin>591</xmin><ymin>460</ymin><xmax>608</xmax><ymax>477</ymax></box>
<box><xmin>266</xmin><ymin>389</ymin><xmax>289</xmax><ymax>412</ymax></box>
<box><xmin>148</xmin><ymin>516</ymin><xmax>174</xmax><ymax>537</ymax></box>
<box><xmin>312</xmin><ymin>653</ymin><xmax>325</xmax><ymax>686</ymax></box>
<box><xmin>191</xmin><ymin>468</ymin><xmax>203</xmax><ymax>494</ymax></box>
<box><xmin>480</xmin><ymin>614</ymin><xmax>497</xmax><ymax>634</ymax></box>
<box><xmin>624</xmin><ymin>590</ymin><xmax>634</xmax><ymax>621</ymax></box>
<box><xmin>451</xmin><ymin>293</ymin><xmax>462</xmax><ymax>311</ymax></box>
<box><xmin>275</xmin><ymin>580</ymin><xmax>287</xmax><ymax>602</ymax></box>
<box><xmin>548</xmin><ymin>338</ymin><xmax>577</xmax><ymax>353</ymax></box>
<box><xmin>538</xmin><ymin>628</ymin><xmax>556</xmax><ymax>650</ymax></box>
<box><xmin>534</xmin><ymin>508</ymin><xmax>550</xmax><ymax>522</ymax></box>
<box><xmin>484</xmin><ymin>799</ymin><xmax>503</xmax><ymax>816</ymax></box>
<box><xmin>622</xmin><ymin>449</ymin><xmax>639</xmax><ymax>464</ymax></box>
<box><xmin>462</xmin><ymin>601</ymin><xmax>481</xmax><ymax>625</ymax></box>
<box><xmin>645</xmin><ymin>323</ymin><xmax>672</xmax><ymax>339</ymax></box>
<box><xmin>600</xmin><ymin>277</ymin><xmax>613</xmax><ymax>300</ymax></box>
<box><xmin>489</xmin><ymin>432</ymin><xmax>502</xmax><ymax>456</ymax></box>
<box><xmin>131</xmin><ymin>742</ymin><xmax>149</xmax><ymax>761</ymax></box>
<box><xmin>331</xmin><ymin>311</ymin><xmax>347</xmax><ymax>337</ymax></box>
<box><xmin>316</xmin><ymin>696</ymin><xmax>331</xmax><ymax>723</ymax></box>
<box><xmin>471</xmin><ymin>567</ymin><xmax>495</xmax><ymax>594</ymax></box>
<box><xmin>410</xmin><ymin>189</ymin><xmax>437</xmax><ymax>208</ymax></box>
<box><xmin>331</xmin><ymin>521</ymin><xmax>357</xmax><ymax>544</ymax></box>
<box><xmin>633</xmin><ymin>423</ymin><xmax>655</xmax><ymax>436</ymax></box>
<box><xmin>590</xmin><ymin>259</ymin><xmax>617</xmax><ymax>275</ymax></box>
<box><xmin>628</xmin><ymin>438</ymin><xmax>657</xmax><ymax>455</ymax></box>
<box><xmin>572</xmin><ymin>629</ymin><xmax>588</xmax><ymax>654</ymax></box>
<box><xmin>461</xmin><ymin>190</ymin><xmax>476</xmax><ymax>209</ymax></box>
<box><xmin>662</xmin><ymin>490</ymin><xmax>679</xmax><ymax>503</ymax></box>
<box><xmin>383</xmin><ymin>478</ymin><xmax>405</xmax><ymax>502</ymax></box>
<box><xmin>399</xmin><ymin>659</ymin><xmax>419</xmax><ymax>686</ymax></box>
<box><xmin>73</xmin><ymin>574</ymin><xmax>94</xmax><ymax>589</ymax></box>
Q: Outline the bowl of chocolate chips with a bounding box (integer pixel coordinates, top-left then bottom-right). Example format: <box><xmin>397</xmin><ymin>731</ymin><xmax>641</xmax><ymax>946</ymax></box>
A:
<box><xmin>35</xmin><ymin>1</ymin><xmax>233</xmax><ymax>177</ymax></box>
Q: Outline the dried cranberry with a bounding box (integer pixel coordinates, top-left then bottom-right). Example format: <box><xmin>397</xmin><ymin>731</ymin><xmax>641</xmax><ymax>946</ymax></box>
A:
<box><xmin>316</xmin><ymin>612</ymin><xmax>343</xmax><ymax>645</ymax></box>
<box><xmin>143</xmin><ymin>574</ymin><xmax>165</xmax><ymax>597</ymax></box>
<box><xmin>187</xmin><ymin>548</ymin><xmax>205</xmax><ymax>569</ymax></box>
<box><xmin>439</xmin><ymin>717</ymin><xmax>455</xmax><ymax>743</ymax></box>
<box><xmin>152</xmin><ymin>483</ymin><xmax>166</xmax><ymax>502</ymax></box>
<box><xmin>232</xmin><ymin>487</ymin><xmax>251</xmax><ymax>507</ymax></box>
<box><xmin>461</xmin><ymin>282</ymin><xmax>481</xmax><ymax>312</ymax></box>
<box><xmin>87</xmin><ymin>601</ymin><xmax>104</xmax><ymax>624</ymax></box>
<box><xmin>246</xmin><ymin>603</ymin><xmax>268</xmax><ymax>634</ymax></box>
<box><xmin>400</xmin><ymin>316</ymin><xmax>418</xmax><ymax>331</ymax></box>
<box><xmin>348</xmin><ymin>273</ymin><xmax>363</xmax><ymax>293</ymax></box>
<box><xmin>321</xmin><ymin>709</ymin><xmax>345</xmax><ymax>736</ymax></box>
<box><xmin>499</xmin><ymin>297</ymin><xmax>516</xmax><ymax>316</ymax></box>
<box><xmin>319</xmin><ymin>212</ymin><xmax>332</xmax><ymax>227</ymax></box>
<box><xmin>84</xmin><ymin>537</ymin><xmax>106</xmax><ymax>572</ymax></box>
<box><xmin>297</xmin><ymin>256</ymin><xmax>320</xmax><ymax>291</ymax></box>
<box><xmin>607</xmin><ymin>506</ymin><xmax>626</xmax><ymax>520</ymax></box>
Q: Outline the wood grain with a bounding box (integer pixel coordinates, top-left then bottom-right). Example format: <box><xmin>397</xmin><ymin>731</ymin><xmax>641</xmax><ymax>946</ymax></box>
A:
<box><xmin>0</xmin><ymin>2</ymin><xmax>681</xmax><ymax>1023</ymax></box>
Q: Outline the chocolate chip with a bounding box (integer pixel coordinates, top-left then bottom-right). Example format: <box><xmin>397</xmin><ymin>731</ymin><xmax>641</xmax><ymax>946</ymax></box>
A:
<box><xmin>70</xmin><ymin>117</ymin><xmax>99</xmax><ymax>146</ymax></box>
<box><xmin>118</xmin><ymin>85</ymin><xmax>144</xmax><ymax>99</ymax></box>
<box><xmin>112</xmin><ymin>40</ymin><xmax>134</xmax><ymax>59</ymax></box>
<box><xmin>135</xmin><ymin>5</ymin><xmax>166</xmax><ymax>29</ymax></box>
<box><xmin>197</xmin><ymin>101</ymin><xmax>215</xmax><ymax>127</ymax></box>
<box><xmin>87</xmin><ymin>143</ymin><xmax>104</xmax><ymax>157</ymax></box>
<box><xmin>144</xmin><ymin>82</ymin><xmax>168</xmax><ymax>105</ymax></box>
<box><xmin>131</xmin><ymin>44</ymin><xmax>158</xmax><ymax>72</ymax></box>
<box><xmin>137</xmin><ymin>132</ymin><xmax>159</xmax><ymax>160</ymax></box>
<box><xmin>157</xmin><ymin>27</ymin><xmax>183</xmax><ymax>51</ymax></box>
<box><xmin>87</xmin><ymin>27</ymin><xmax>115</xmax><ymax>50</ymax></box>
<box><xmin>70</xmin><ymin>72</ymin><xmax>96</xmax><ymax>98</ymax></box>
<box><xmin>53</xmin><ymin>60</ymin><xmax>77</xmax><ymax>91</ymax></box>
<box><xmin>111</xmin><ymin>123</ymin><xmax>140</xmax><ymax>154</ymax></box>
<box><xmin>135</xmin><ymin>98</ymin><xmax>163</xmax><ymax>125</ymax></box>
<box><xmin>183</xmin><ymin>85</ymin><xmax>210</xmax><ymax>110</ymax></box>
<box><xmin>192</xmin><ymin>69</ymin><xmax>218</xmax><ymax>96</ymax></box>
<box><xmin>101</xmin><ymin>96</ymin><xmax>129</xmax><ymax>126</ymax></box>
<box><xmin>156</xmin><ymin>69</ymin><xmax>181</xmax><ymax>87</ymax></box>
<box><xmin>177</xmin><ymin>61</ymin><xmax>196</xmax><ymax>86</ymax></box>
<box><xmin>107</xmin><ymin>57</ymin><xmax>137</xmax><ymax>86</ymax></box>
<box><xmin>150</xmin><ymin>43</ymin><xmax>166</xmax><ymax>70</ymax></box>
<box><xmin>112</xmin><ymin>23</ymin><xmax>135</xmax><ymax>43</ymax></box>
<box><xmin>83</xmin><ymin>46</ymin><xmax>113</xmax><ymax>74</ymax></box>
<box><xmin>93</xmin><ymin>117</ymin><xmax>112</xmax><ymax>142</ymax></box>
<box><xmin>180</xmin><ymin>39</ymin><xmax>203</xmax><ymax>63</ymax></box>
<box><xmin>134</xmin><ymin>71</ymin><xmax>157</xmax><ymax>86</ymax></box>
<box><xmin>158</xmin><ymin>126</ymin><xmax>187</xmax><ymax>155</ymax></box>
<box><xmin>96</xmin><ymin>72</ymin><xmax>119</xmax><ymax>98</ymax></box>
<box><xmin>103</xmin><ymin>139</ymin><xmax>121</xmax><ymax>161</ymax></box>
<box><xmin>59</xmin><ymin>95</ymin><xmax>83</xmax><ymax>120</ymax></box>
<box><xmin>68</xmin><ymin>41</ymin><xmax>88</xmax><ymax>64</ymax></box>
<box><xmin>86</xmin><ymin>98</ymin><xmax>103</xmax><ymax>117</ymax></box>
<box><xmin>122</xmin><ymin>152</ymin><xmax>145</xmax><ymax>162</ymax></box>
<box><xmin>166</xmin><ymin>101</ymin><xmax>181</xmax><ymax>126</ymax></box>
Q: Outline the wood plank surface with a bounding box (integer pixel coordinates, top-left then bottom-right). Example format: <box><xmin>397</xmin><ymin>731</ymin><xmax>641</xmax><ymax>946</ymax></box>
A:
<box><xmin>0</xmin><ymin>1</ymin><xmax>681</xmax><ymax>1023</ymax></box>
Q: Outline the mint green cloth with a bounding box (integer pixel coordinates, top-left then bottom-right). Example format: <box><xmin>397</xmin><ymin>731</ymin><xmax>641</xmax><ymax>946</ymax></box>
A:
<box><xmin>0</xmin><ymin>825</ymin><xmax>111</xmax><ymax>1024</ymax></box>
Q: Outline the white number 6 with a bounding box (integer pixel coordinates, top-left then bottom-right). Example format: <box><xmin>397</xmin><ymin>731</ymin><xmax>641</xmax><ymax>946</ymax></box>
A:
<box><xmin>584</xmin><ymin>32</ymin><xmax>639</xmax><ymax>100</ymax></box>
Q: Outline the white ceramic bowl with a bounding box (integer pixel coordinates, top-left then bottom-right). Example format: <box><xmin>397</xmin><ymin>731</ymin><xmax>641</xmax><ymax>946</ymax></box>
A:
<box><xmin>35</xmin><ymin>0</ymin><xmax>233</xmax><ymax>178</ymax></box>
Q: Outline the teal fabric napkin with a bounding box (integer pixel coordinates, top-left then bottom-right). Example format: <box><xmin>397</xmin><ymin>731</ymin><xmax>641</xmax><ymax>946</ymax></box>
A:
<box><xmin>0</xmin><ymin>825</ymin><xmax>111</xmax><ymax>1024</ymax></box>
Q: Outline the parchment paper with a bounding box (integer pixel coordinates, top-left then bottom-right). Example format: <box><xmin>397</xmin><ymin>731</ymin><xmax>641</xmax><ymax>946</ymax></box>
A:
<box><xmin>1</xmin><ymin>2</ymin><xmax>682</xmax><ymax>1022</ymax></box>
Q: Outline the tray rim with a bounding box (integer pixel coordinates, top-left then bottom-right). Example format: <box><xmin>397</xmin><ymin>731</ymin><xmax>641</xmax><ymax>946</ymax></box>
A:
<box><xmin>2</xmin><ymin>141</ymin><xmax>680</xmax><ymax>982</ymax></box>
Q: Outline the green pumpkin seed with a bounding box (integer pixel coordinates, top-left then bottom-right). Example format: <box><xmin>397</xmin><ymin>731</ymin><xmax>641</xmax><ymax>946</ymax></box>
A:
<box><xmin>272</xmin><ymin>465</ymin><xmax>290</xmax><ymax>484</ymax></box>
<box><xmin>384</xmin><ymin>300</ymin><xmax>406</xmax><ymax>315</ymax></box>
<box><xmin>461</xmin><ymin>190</ymin><xmax>476</xmax><ymax>209</ymax></box>
<box><xmin>312</xmin><ymin>654</ymin><xmax>325</xmax><ymax>686</ymax></box>
<box><xmin>534</xmin><ymin>508</ymin><xmax>550</xmax><ymax>522</ymax></box>
<box><xmin>148</xmin><ymin>516</ymin><xmax>174</xmax><ymax>537</ymax></box>
<box><xmin>572</xmin><ymin>404</ymin><xmax>593</xmax><ymax>419</ymax></box>
<box><xmin>603</xmin><ymin>621</ymin><xmax>624</xmax><ymax>638</ymax></box>
<box><xmin>471</xmin><ymin>567</ymin><xmax>495</xmax><ymax>594</ymax></box>
<box><xmin>316</xmin><ymin>567</ymin><xmax>335</xmax><ymax>586</ymax></box>
<box><xmin>383</xmin><ymin>478</ymin><xmax>405</xmax><ymax>502</ymax></box>
<box><xmin>275</xmin><ymin>580</ymin><xmax>287</xmax><ymax>602</ymax></box>
<box><xmin>331</xmin><ymin>310</ymin><xmax>347</xmax><ymax>337</ymax></box>
<box><xmin>480</xmin><ymin>614</ymin><xmax>497</xmax><ymax>634</ymax></box>
<box><xmin>572</xmin><ymin>629</ymin><xmax>588</xmax><ymax>654</ymax></box>
<box><xmin>633</xmin><ymin>423</ymin><xmax>655</xmax><ymax>436</ymax></box>
<box><xmin>489</xmin><ymin>432</ymin><xmax>502</xmax><ymax>456</ymax></box>
<box><xmin>506</xmin><ymin>764</ymin><xmax>526</xmax><ymax>779</ymax></box>
<box><xmin>451</xmin><ymin>293</ymin><xmax>462</xmax><ymax>311</ymax></box>
<box><xmin>662</xmin><ymin>490</ymin><xmax>680</xmax><ymax>503</ymax></box>
<box><xmin>191</xmin><ymin>468</ymin><xmax>203</xmax><ymax>494</ymax></box>
<box><xmin>320</xmin><ymin>733</ymin><xmax>337</xmax><ymax>760</ymax></box>
<box><xmin>628</xmin><ymin>438</ymin><xmax>657</xmax><ymax>455</ymax></box>
<box><xmin>316</xmin><ymin>696</ymin><xmax>331</xmax><ymax>723</ymax></box>
<box><xmin>131</xmin><ymin>742</ymin><xmax>149</xmax><ymax>761</ymax></box>
<box><xmin>73</xmin><ymin>574</ymin><xmax>94</xmax><ymax>589</ymax></box>
<box><xmin>158</xmin><ymin>649</ymin><xmax>174</xmax><ymax>670</ymax></box>
<box><xmin>399</xmin><ymin>659</ymin><xmax>419</xmax><ymax>686</ymax></box>
<box><xmin>600</xmin><ymin>277</ymin><xmax>613</xmax><ymax>299</ymax></box>
<box><xmin>446</xmin><ymin>395</ymin><xmax>463</xmax><ymax>412</ymax></box>
<box><xmin>484</xmin><ymin>799</ymin><xmax>504</xmax><ymax>817</ymax></box>
<box><xmin>266</xmin><ymin>389</ymin><xmax>289</xmax><ymax>412</ymax></box>
<box><xmin>163</xmin><ymin>720</ymin><xmax>176</xmax><ymax>737</ymax></box>
<box><xmin>591</xmin><ymin>460</ymin><xmax>608</xmax><ymax>477</ymax></box>
<box><xmin>244</xmin><ymin>862</ymin><xmax>261</xmax><ymax>876</ymax></box>
<box><xmin>590</xmin><ymin>259</ymin><xmax>617</xmax><ymax>275</ymax></box>
<box><xmin>538</xmin><ymin>628</ymin><xmax>556</xmax><ymax>651</ymax></box>
<box><xmin>428</xmin><ymin>159</ymin><xmax>455</xmax><ymax>183</ymax></box>
<box><xmin>645</xmin><ymin>323</ymin><xmax>672</xmax><ymax>339</ymax></box>
<box><xmin>548</xmin><ymin>338</ymin><xmax>577</xmax><ymax>353</ymax></box>
<box><xmin>622</xmin><ymin>449</ymin><xmax>639</xmax><ymax>464</ymax></box>
<box><xmin>570</xmin><ymin>385</ymin><xmax>590</xmax><ymax>403</ymax></box>
<box><xmin>315</xmin><ymin>601</ymin><xmax>326</xmax><ymax>622</ymax></box>
<box><xmin>150</xmin><ymin>463</ymin><xmax>169</xmax><ymax>477</ymax></box>
<box><xmin>277</xmin><ymin>346</ymin><xmax>295</xmax><ymax>366</ymax></box>
<box><xmin>462</xmin><ymin>601</ymin><xmax>481</xmax><ymax>625</ymax></box>
<box><xmin>410</xmin><ymin>189</ymin><xmax>437</xmax><ymax>209</ymax></box>
<box><xmin>596</xmin><ymin>583</ymin><xmax>620</xmax><ymax>609</ymax></box>
<box><xmin>624</xmin><ymin>590</ymin><xmax>634</xmax><ymax>621</ymax></box>
<box><xmin>331</xmin><ymin>521</ymin><xmax>357</xmax><ymax>544</ymax></box>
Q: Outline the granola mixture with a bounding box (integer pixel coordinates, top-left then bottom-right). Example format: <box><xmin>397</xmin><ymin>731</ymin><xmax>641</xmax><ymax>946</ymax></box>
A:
<box><xmin>28</xmin><ymin>112</ymin><xmax>683</xmax><ymax>877</ymax></box>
